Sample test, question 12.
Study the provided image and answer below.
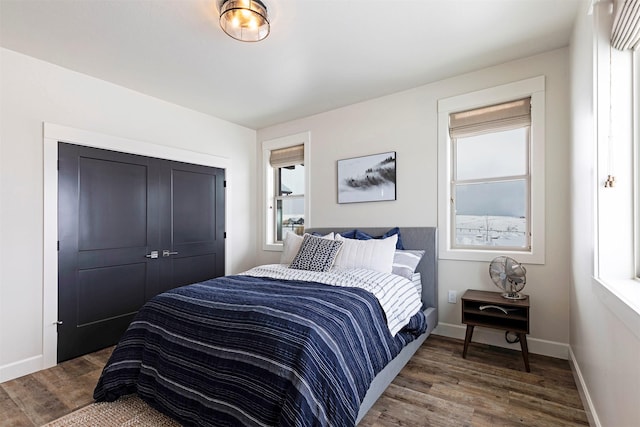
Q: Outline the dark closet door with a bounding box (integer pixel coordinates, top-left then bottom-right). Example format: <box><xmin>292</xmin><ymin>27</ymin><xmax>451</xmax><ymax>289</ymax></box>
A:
<box><xmin>156</xmin><ymin>160</ymin><xmax>226</xmax><ymax>293</ymax></box>
<box><xmin>57</xmin><ymin>143</ymin><xmax>225</xmax><ymax>362</ymax></box>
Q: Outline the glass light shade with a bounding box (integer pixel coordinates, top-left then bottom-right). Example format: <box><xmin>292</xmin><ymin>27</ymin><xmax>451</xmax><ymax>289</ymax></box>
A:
<box><xmin>219</xmin><ymin>0</ymin><xmax>270</xmax><ymax>42</ymax></box>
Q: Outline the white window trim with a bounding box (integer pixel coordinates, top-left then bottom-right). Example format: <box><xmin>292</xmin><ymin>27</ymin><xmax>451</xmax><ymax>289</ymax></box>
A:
<box><xmin>437</xmin><ymin>76</ymin><xmax>546</xmax><ymax>264</ymax></box>
<box><xmin>262</xmin><ymin>131</ymin><xmax>310</xmax><ymax>251</ymax></box>
<box><xmin>634</xmin><ymin>50</ymin><xmax>640</xmax><ymax>279</ymax></box>
<box><xmin>592</xmin><ymin>42</ymin><xmax>640</xmax><ymax>339</ymax></box>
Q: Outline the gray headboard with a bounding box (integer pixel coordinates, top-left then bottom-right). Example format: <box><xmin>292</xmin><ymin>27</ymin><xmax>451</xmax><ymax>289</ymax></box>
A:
<box><xmin>305</xmin><ymin>227</ymin><xmax>438</xmax><ymax>309</ymax></box>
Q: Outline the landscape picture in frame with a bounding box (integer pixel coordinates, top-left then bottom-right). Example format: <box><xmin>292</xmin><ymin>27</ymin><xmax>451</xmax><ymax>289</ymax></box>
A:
<box><xmin>337</xmin><ymin>151</ymin><xmax>396</xmax><ymax>204</ymax></box>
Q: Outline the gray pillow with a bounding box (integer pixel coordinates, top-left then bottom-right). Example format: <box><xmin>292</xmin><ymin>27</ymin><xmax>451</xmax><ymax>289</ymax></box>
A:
<box><xmin>392</xmin><ymin>250</ymin><xmax>425</xmax><ymax>279</ymax></box>
<box><xmin>289</xmin><ymin>234</ymin><xmax>343</xmax><ymax>272</ymax></box>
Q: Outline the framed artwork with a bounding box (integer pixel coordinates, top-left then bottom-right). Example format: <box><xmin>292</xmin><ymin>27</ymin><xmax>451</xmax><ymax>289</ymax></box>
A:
<box><xmin>337</xmin><ymin>151</ymin><xmax>396</xmax><ymax>204</ymax></box>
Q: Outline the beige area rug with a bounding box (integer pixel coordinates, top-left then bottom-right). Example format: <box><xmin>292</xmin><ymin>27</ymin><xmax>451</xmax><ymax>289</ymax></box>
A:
<box><xmin>44</xmin><ymin>395</ymin><xmax>181</xmax><ymax>426</ymax></box>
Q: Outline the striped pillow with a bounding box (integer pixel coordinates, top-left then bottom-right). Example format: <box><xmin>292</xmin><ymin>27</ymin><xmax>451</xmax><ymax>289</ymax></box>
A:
<box><xmin>410</xmin><ymin>272</ymin><xmax>423</xmax><ymax>295</ymax></box>
<box><xmin>392</xmin><ymin>249</ymin><xmax>425</xmax><ymax>279</ymax></box>
<box><xmin>289</xmin><ymin>234</ymin><xmax>343</xmax><ymax>272</ymax></box>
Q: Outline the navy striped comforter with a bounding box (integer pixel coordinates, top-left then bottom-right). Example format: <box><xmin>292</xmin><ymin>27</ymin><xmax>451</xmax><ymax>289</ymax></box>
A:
<box><xmin>93</xmin><ymin>274</ymin><xmax>427</xmax><ymax>426</ymax></box>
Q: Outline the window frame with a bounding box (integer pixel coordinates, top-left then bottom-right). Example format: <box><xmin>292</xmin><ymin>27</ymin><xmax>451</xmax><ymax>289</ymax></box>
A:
<box><xmin>262</xmin><ymin>132</ymin><xmax>310</xmax><ymax>251</ymax></box>
<box><xmin>274</xmin><ymin>165</ymin><xmax>305</xmax><ymax>242</ymax></box>
<box><xmin>450</xmin><ymin>125</ymin><xmax>532</xmax><ymax>251</ymax></box>
<box><xmin>437</xmin><ymin>76</ymin><xmax>546</xmax><ymax>264</ymax></box>
<box><xmin>634</xmin><ymin>50</ymin><xmax>640</xmax><ymax>278</ymax></box>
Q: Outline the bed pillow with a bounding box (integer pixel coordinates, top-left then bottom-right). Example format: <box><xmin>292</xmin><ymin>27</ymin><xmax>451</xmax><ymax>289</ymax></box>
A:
<box><xmin>410</xmin><ymin>272</ymin><xmax>422</xmax><ymax>295</ymax></box>
<box><xmin>289</xmin><ymin>234</ymin><xmax>343</xmax><ymax>272</ymax></box>
<box><xmin>392</xmin><ymin>249</ymin><xmax>425</xmax><ymax>279</ymax></box>
<box><xmin>336</xmin><ymin>229</ymin><xmax>357</xmax><ymax>239</ymax></box>
<box><xmin>333</xmin><ymin>233</ymin><xmax>397</xmax><ymax>273</ymax></box>
<box><xmin>354</xmin><ymin>227</ymin><xmax>405</xmax><ymax>250</ymax></box>
<box><xmin>280</xmin><ymin>232</ymin><xmax>334</xmax><ymax>264</ymax></box>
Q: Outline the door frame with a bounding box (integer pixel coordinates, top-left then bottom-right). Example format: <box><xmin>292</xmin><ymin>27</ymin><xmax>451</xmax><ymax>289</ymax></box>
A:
<box><xmin>43</xmin><ymin>122</ymin><xmax>231</xmax><ymax>370</ymax></box>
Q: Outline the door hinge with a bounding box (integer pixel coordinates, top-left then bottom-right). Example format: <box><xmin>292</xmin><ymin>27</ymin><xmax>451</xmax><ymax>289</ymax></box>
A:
<box><xmin>57</xmin><ymin>160</ymin><xmax>60</xmax><ymax>170</ymax></box>
<box><xmin>57</xmin><ymin>241</ymin><xmax>60</xmax><ymax>251</ymax></box>
<box><xmin>224</xmin><ymin>232</ymin><xmax>227</xmax><ymax>239</ymax></box>
<box><xmin>224</xmin><ymin>180</ymin><xmax>227</xmax><ymax>188</ymax></box>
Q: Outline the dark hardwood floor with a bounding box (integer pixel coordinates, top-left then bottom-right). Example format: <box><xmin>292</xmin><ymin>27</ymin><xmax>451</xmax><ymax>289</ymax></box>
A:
<box><xmin>0</xmin><ymin>335</ymin><xmax>588</xmax><ymax>426</ymax></box>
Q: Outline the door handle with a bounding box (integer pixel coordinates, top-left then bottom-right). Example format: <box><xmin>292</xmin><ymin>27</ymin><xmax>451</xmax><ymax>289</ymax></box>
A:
<box><xmin>145</xmin><ymin>251</ymin><xmax>159</xmax><ymax>259</ymax></box>
<box><xmin>163</xmin><ymin>250</ymin><xmax>179</xmax><ymax>257</ymax></box>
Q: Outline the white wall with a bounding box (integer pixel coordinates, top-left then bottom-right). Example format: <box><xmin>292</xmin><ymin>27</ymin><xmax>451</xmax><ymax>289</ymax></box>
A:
<box><xmin>0</xmin><ymin>48</ymin><xmax>257</xmax><ymax>382</ymax></box>
<box><xmin>569</xmin><ymin>3</ymin><xmax>640</xmax><ymax>426</ymax></box>
<box><xmin>257</xmin><ymin>48</ymin><xmax>572</xmax><ymax>358</ymax></box>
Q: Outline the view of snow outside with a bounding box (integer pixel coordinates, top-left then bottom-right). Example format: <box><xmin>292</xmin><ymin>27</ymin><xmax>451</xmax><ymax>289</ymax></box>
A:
<box><xmin>455</xmin><ymin>215</ymin><xmax>526</xmax><ymax>247</ymax></box>
<box><xmin>454</xmin><ymin>128</ymin><xmax>528</xmax><ymax>248</ymax></box>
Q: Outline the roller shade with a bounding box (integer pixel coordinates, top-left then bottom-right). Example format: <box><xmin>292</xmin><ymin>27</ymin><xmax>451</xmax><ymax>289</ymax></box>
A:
<box><xmin>269</xmin><ymin>144</ymin><xmax>304</xmax><ymax>168</ymax></box>
<box><xmin>612</xmin><ymin>0</ymin><xmax>640</xmax><ymax>51</ymax></box>
<box><xmin>449</xmin><ymin>98</ymin><xmax>531</xmax><ymax>138</ymax></box>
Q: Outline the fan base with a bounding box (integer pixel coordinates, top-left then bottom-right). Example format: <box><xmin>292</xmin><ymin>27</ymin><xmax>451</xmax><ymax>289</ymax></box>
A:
<box><xmin>501</xmin><ymin>292</ymin><xmax>527</xmax><ymax>300</ymax></box>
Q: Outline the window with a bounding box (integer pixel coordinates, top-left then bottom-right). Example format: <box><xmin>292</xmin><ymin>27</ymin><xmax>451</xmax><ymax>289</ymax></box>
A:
<box><xmin>272</xmin><ymin>145</ymin><xmax>305</xmax><ymax>241</ymax></box>
<box><xmin>590</xmin><ymin>1</ymin><xmax>640</xmax><ymax>332</ymax></box>
<box><xmin>438</xmin><ymin>77</ymin><xmax>545</xmax><ymax>263</ymax></box>
<box><xmin>263</xmin><ymin>132</ymin><xmax>310</xmax><ymax>251</ymax></box>
<box><xmin>450</xmin><ymin>98</ymin><xmax>531</xmax><ymax>251</ymax></box>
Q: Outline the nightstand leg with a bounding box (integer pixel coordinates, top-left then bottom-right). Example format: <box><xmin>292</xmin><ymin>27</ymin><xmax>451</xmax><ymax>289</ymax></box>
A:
<box><xmin>462</xmin><ymin>325</ymin><xmax>474</xmax><ymax>358</ymax></box>
<box><xmin>518</xmin><ymin>333</ymin><xmax>530</xmax><ymax>372</ymax></box>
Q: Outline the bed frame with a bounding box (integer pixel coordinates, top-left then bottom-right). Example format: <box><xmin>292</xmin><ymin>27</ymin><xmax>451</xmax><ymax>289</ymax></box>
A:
<box><xmin>305</xmin><ymin>227</ymin><xmax>438</xmax><ymax>424</ymax></box>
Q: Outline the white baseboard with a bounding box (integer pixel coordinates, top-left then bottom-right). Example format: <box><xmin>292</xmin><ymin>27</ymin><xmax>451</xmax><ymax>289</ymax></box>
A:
<box><xmin>433</xmin><ymin>322</ymin><xmax>569</xmax><ymax>360</ymax></box>
<box><xmin>0</xmin><ymin>354</ymin><xmax>43</xmax><ymax>383</ymax></box>
<box><xmin>569</xmin><ymin>346</ymin><xmax>601</xmax><ymax>427</ymax></box>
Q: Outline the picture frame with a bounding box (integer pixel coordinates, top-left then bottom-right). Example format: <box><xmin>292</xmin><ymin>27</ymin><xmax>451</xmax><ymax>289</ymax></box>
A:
<box><xmin>337</xmin><ymin>151</ymin><xmax>396</xmax><ymax>204</ymax></box>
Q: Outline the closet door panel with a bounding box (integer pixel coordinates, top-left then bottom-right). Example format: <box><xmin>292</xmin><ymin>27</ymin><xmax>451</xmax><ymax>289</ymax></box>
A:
<box><xmin>157</xmin><ymin>161</ymin><xmax>225</xmax><ymax>294</ymax></box>
<box><xmin>58</xmin><ymin>142</ymin><xmax>159</xmax><ymax>362</ymax></box>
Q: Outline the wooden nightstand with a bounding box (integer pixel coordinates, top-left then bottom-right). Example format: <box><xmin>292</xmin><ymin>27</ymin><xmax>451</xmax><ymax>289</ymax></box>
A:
<box><xmin>461</xmin><ymin>289</ymin><xmax>530</xmax><ymax>372</ymax></box>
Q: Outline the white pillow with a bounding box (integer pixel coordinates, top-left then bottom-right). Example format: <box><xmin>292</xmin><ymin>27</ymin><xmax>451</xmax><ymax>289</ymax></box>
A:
<box><xmin>333</xmin><ymin>233</ymin><xmax>397</xmax><ymax>273</ymax></box>
<box><xmin>280</xmin><ymin>232</ymin><xmax>334</xmax><ymax>264</ymax></box>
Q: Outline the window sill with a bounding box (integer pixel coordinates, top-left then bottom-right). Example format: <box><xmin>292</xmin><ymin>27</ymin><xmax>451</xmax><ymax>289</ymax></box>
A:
<box><xmin>439</xmin><ymin>247</ymin><xmax>544</xmax><ymax>264</ymax></box>
<box><xmin>592</xmin><ymin>277</ymin><xmax>640</xmax><ymax>341</ymax></box>
<box><xmin>263</xmin><ymin>242</ymin><xmax>283</xmax><ymax>252</ymax></box>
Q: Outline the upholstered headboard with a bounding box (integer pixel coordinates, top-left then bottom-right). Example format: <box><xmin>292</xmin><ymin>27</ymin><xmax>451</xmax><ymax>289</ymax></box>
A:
<box><xmin>304</xmin><ymin>227</ymin><xmax>438</xmax><ymax>310</ymax></box>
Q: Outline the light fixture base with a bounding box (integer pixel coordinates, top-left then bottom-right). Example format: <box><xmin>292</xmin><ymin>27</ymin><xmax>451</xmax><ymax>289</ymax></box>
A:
<box><xmin>219</xmin><ymin>0</ymin><xmax>270</xmax><ymax>42</ymax></box>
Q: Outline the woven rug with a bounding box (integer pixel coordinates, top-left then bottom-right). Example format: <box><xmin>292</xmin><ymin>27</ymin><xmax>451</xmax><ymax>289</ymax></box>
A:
<box><xmin>44</xmin><ymin>395</ymin><xmax>181</xmax><ymax>426</ymax></box>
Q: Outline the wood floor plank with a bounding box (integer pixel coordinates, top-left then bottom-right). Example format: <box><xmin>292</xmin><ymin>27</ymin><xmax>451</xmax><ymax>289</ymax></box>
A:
<box><xmin>413</xmin><ymin>352</ymin><xmax>585</xmax><ymax>409</ymax></box>
<box><xmin>1</xmin><ymin>374</ymin><xmax>70</xmax><ymax>426</ymax></box>
<box><xmin>0</xmin><ymin>335</ymin><xmax>588</xmax><ymax>426</ymax></box>
<box><xmin>0</xmin><ymin>385</ymin><xmax>36</xmax><ymax>427</ymax></box>
<box><xmin>0</xmin><ymin>347</ymin><xmax>113</xmax><ymax>426</ymax></box>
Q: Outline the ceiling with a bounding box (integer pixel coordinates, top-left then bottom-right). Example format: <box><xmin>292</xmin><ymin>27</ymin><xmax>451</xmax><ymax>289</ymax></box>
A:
<box><xmin>0</xmin><ymin>0</ymin><xmax>584</xmax><ymax>130</ymax></box>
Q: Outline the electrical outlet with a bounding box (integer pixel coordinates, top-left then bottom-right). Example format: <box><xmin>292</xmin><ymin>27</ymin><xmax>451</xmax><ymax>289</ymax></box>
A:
<box><xmin>448</xmin><ymin>290</ymin><xmax>457</xmax><ymax>304</ymax></box>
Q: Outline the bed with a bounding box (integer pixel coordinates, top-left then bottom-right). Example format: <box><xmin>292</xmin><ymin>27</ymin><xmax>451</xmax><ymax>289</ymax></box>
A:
<box><xmin>93</xmin><ymin>227</ymin><xmax>438</xmax><ymax>426</ymax></box>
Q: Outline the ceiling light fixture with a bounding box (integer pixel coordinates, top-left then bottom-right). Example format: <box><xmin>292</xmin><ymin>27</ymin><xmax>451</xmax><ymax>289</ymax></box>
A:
<box><xmin>219</xmin><ymin>0</ymin><xmax>270</xmax><ymax>42</ymax></box>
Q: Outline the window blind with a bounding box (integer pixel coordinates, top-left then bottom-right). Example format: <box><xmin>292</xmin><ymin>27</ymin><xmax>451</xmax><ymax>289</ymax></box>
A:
<box><xmin>612</xmin><ymin>0</ymin><xmax>640</xmax><ymax>51</ymax></box>
<box><xmin>269</xmin><ymin>144</ymin><xmax>304</xmax><ymax>168</ymax></box>
<box><xmin>449</xmin><ymin>98</ymin><xmax>531</xmax><ymax>138</ymax></box>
